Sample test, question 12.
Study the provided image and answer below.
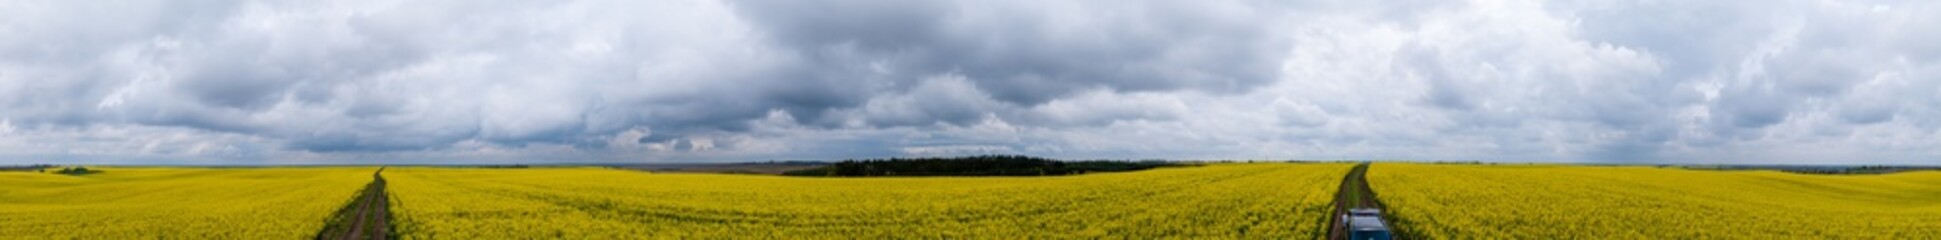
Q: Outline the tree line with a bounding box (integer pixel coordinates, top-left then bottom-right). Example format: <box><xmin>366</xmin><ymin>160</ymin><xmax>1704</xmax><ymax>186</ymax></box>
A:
<box><xmin>782</xmin><ymin>155</ymin><xmax>1181</xmax><ymax>177</ymax></box>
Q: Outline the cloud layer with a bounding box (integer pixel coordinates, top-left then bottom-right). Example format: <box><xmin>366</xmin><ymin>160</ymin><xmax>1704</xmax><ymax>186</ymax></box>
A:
<box><xmin>2</xmin><ymin>0</ymin><xmax>1937</xmax><ymax>164</ymax></box>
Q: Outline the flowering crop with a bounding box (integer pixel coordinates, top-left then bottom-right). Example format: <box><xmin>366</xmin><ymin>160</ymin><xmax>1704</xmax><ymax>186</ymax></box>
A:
<box><xmin>385</xmin><ymin>163</ymin><xmax>1351</xmax><ymax>239</ymax></box>
<box><xmin>0</xmin><ymin>167</ymin><xmax>374</xmax><ymax>239</ymax></box>
<box><xmin>1368</xmin><ymin>163</ymin><xmax>1941</xmax><ymax>239</ymax></box>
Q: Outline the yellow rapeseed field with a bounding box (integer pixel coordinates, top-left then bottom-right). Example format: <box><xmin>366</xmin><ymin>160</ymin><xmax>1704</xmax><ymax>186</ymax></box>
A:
<box><xmin>0</xmin><ymin>167</ymin><xmax>375</xmax><ymax>239</ymax></box>
<box><xmin>1367</xmin><ymin>163</ymin><xmax>1941</xmax><ymax>239</ymax></box>
<box><xmin>385</xmin><ymin>163</ymin><xmax>1350</xmax><ymax>239</ymax></box>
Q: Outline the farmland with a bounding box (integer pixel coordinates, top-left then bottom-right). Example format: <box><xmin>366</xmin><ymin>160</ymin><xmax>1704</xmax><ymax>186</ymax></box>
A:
<box><xmin>1366</xmin><ymin>163</ymin><xmax>1941</xmax><ymax>238</ymax></box>
<box><xmin>384</xmin><ymin>163</ymin><xmax>1351</xmax><ymax>239</ymax></box>
<box><xmin>0</xmin><ymin>167</ymin><xmax>375</xmax><ymax>239</ymax></box>
<box><xmin>6</xmin><ymin>162</ymin><xmax>1940</xmax><ymax>239</ymax></box>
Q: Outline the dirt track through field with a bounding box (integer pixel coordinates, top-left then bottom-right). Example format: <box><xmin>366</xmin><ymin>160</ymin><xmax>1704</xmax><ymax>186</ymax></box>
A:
<box><xmin>318</xmin><ymin>167</ymin><xmax>390</xmax><ymax>240</ymax></box>
<box><xmin>1327</xmin><ymin>163</ymin><xmax>1383</xmax><ymax>240</ymax></box>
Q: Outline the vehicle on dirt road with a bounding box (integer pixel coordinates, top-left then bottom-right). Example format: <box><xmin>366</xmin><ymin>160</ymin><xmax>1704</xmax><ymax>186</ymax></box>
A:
<box><xmin>1344</xmin><ymin>208</ymin><xmax>1392</xmax><ymax>240</ymax></box>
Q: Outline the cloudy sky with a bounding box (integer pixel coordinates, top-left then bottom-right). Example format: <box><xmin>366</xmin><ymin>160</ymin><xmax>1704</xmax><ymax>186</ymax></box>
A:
<box><xmin>2</xmin><ymin>0</ymin><xmax>1938</xmax><ymax>165</ymax></box>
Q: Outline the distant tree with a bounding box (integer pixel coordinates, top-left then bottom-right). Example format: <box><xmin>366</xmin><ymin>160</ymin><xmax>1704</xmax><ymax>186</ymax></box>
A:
<box><xmin>55</xmin><ymin>167</ymin><xmax>96</xmax><ymax>175</ymax></box>
<box><xmin>782</xmin><ymin>155</ymin><xmax>1181</xmax><ymax>177</ymax></box>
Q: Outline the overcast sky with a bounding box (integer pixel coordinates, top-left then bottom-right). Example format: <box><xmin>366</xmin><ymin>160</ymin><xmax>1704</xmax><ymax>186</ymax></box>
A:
<box><xmin>2</xmin><ymin>0</ymin><xmax>1938</xmax><ymax>165</ymax></box>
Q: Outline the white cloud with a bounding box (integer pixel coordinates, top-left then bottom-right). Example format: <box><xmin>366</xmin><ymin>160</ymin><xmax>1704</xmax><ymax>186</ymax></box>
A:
<box><xmin>606</xmin><ymin>127</ymin><xmax>652</xmax><ymax>150</ymax></box>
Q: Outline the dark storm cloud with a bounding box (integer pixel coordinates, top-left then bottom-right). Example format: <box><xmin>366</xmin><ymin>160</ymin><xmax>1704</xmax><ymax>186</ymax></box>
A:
<box><xmin>727</xmin><ymin>0</ymin><xmax>1289</xmax><ymax>106</ymax></box>
<box><xmin>1</xmin><ymin>0</ymin><xmax>1939</xmax><ymax>164</ymax></box>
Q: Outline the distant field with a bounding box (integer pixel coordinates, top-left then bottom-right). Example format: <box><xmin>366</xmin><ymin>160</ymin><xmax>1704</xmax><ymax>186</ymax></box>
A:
<box><xmin>1368</xmin><ymin>163</ymin><xmax>1941</xmax><ymax>238</ymax></box>
<box><xmin>385</xmin><ymin>163</ymin><xmax>1351</xmax><ymax>239</ymax></box>
<box><xmin>0</xmin><ymin>167</ymin><xmax>374</xmax><ymax>238</ymax></box>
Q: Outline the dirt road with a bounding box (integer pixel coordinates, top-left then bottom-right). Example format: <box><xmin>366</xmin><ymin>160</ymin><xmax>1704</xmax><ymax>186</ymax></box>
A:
<box><xmin>318</xmin><ymin>168</ymin><xmax>390</xmax><ymax>240</ymax></box>
<box><xmin>1327</xmin><ymin>163</ymin><xmax>1384</xmax><ymax>240</ymax></box>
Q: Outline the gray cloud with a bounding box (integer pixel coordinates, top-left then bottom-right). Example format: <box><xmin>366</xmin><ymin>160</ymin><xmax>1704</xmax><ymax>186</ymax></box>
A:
<box><xmin>729</xmin><ymin>0</ymin><xmax>1289</xmax><ymax>105</ymax></box>
<box><xmin>1</xmin><ymin>0</ymin><xmax>1938</xmax><ymax>165</ymax></box>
